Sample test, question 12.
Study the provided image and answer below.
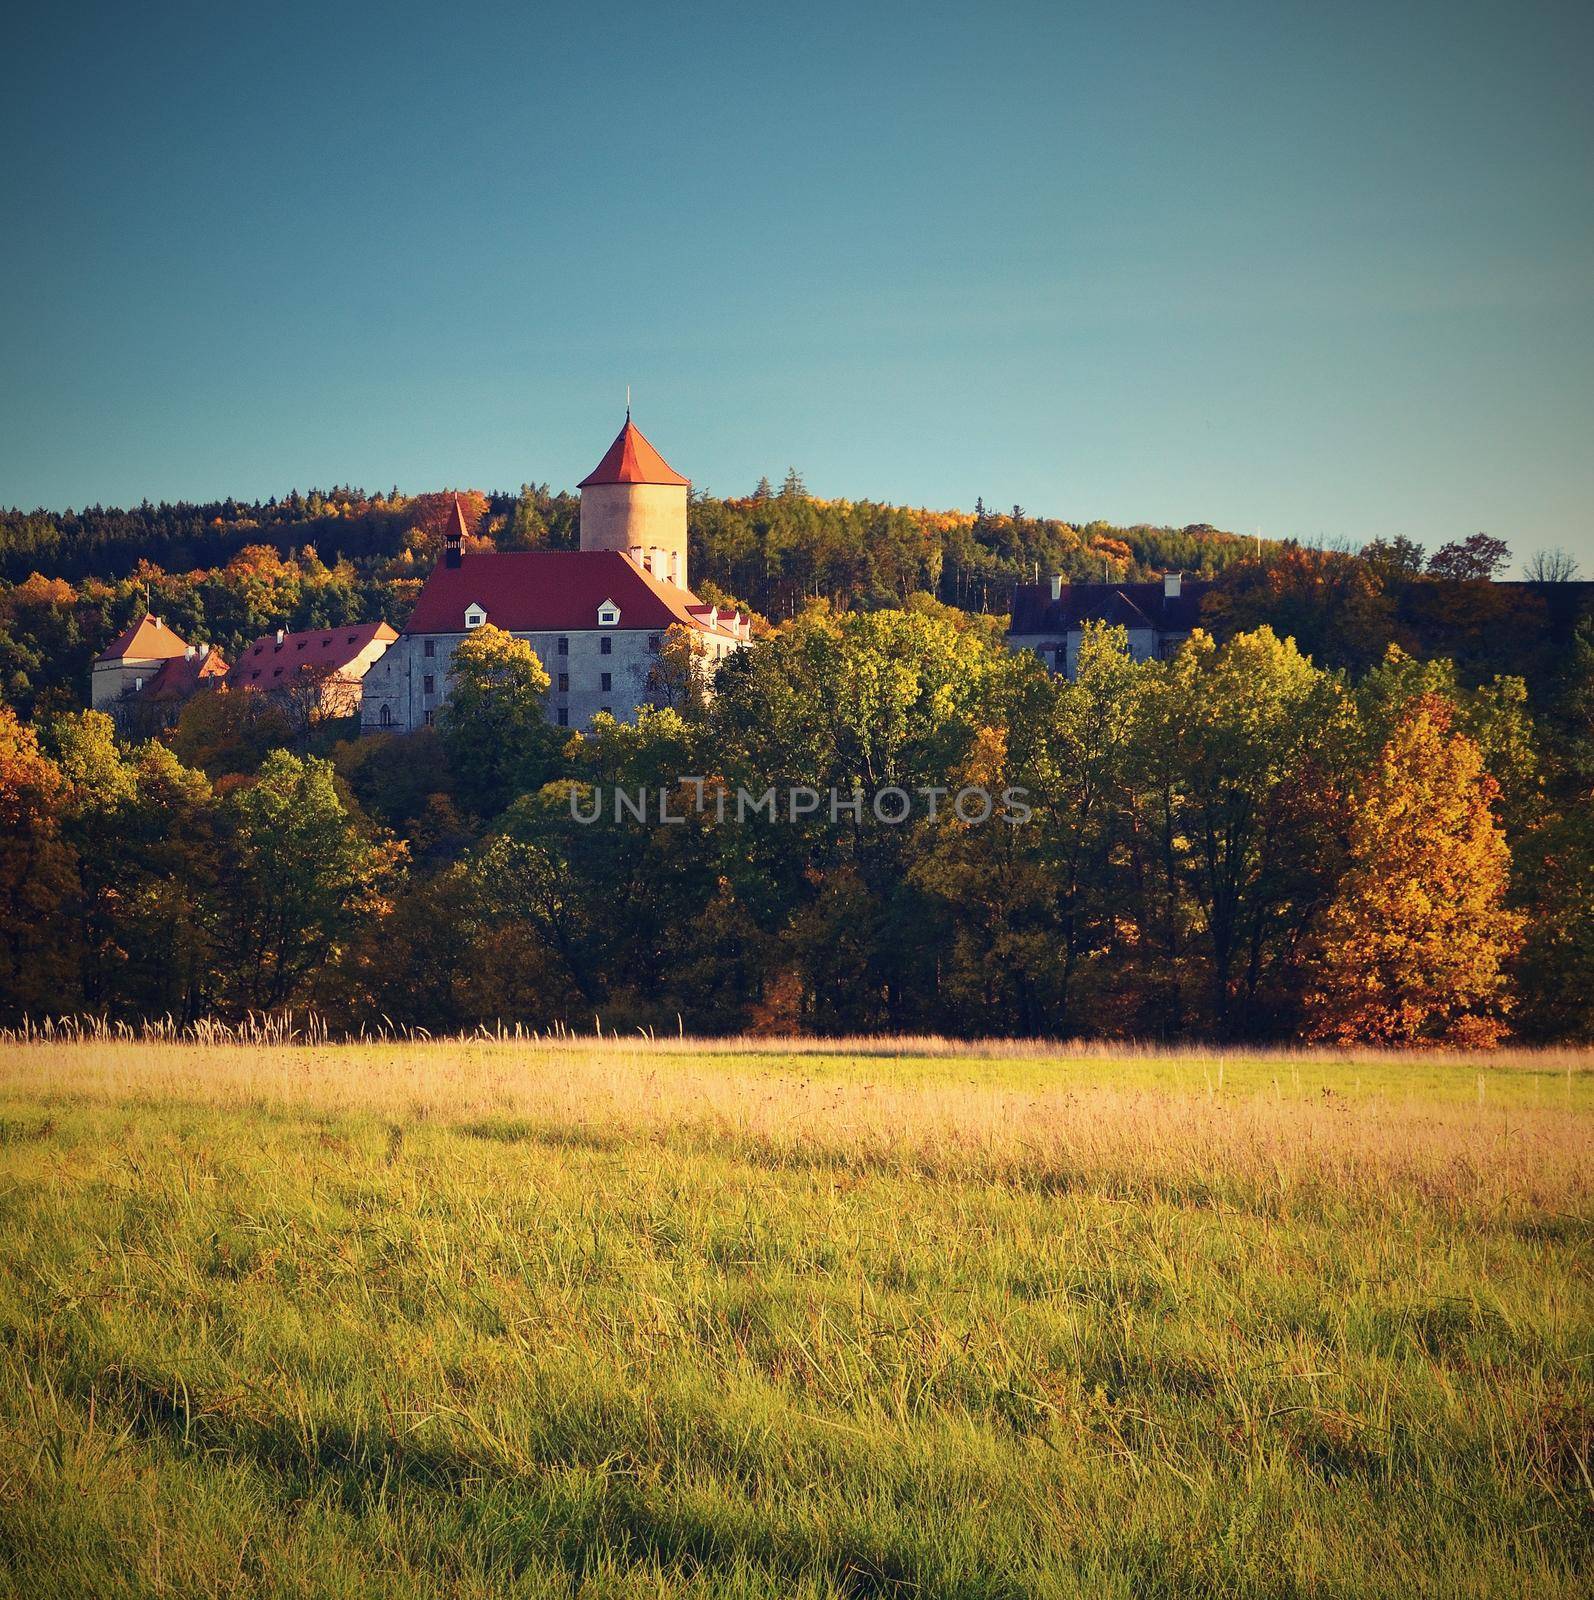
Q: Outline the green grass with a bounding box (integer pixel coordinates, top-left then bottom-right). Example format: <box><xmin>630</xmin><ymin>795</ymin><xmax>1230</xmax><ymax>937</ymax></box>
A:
<box><xmin>0</xmin><ymin>1039</ymin><xmax>1588</xmax><ymax>1598</ymax></box>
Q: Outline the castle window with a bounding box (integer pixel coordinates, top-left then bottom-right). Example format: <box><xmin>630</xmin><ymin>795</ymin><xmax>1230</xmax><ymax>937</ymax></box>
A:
<box><xmin>423</xmin><ymin>640</ymin><xmax>435</xmax><ymax>658</ymax></box>
<box><xmin>557</xmin><ymin>637</ymin><xmax>568</xmax><ymax>656</ymax></box>
<box><xmin>557</xmin><ymin>708</ymin><xmax>568</xmax><ymax>727</ymax></box>
<box><xmin>648</xmin><ymin>633</ymin><xmax>661</xmax><ymax>651</ymax></box>
<box><xmin>464</xmin><ymin>603</ymin><xmax>486</xmax><ymax>629</ymax></box>
<box><xmin>379</xmin><ymin>705</ymin><xmax>392</xmax><ymax>728</ymax></box>
<box><xmin>558</xmin><ymin>672</ymin><xmax>569</xmax><ymax>692</ymax></box>
<box><xmin>597</xmin><ymin>601</ymin><xmax>619</xmax><ymax>627</ymax></box>
<box><xmin>600</xmin><ymin>672</ymin><xmax>612</xmax><ymax>692</ymax></box>
<box><xmin>423</xmin><ymin>709</ymin><xmax>434</xmax><ymax>726</ymax></box>
<box><xmin>423</xmin><ymin>675</ymin><xmax>435</xmax><ymax>695</ymax></box>
<box><xmin>600</xmin><ymin>637</ymin><xmax>612</xmax><ymax>656</ymax></box>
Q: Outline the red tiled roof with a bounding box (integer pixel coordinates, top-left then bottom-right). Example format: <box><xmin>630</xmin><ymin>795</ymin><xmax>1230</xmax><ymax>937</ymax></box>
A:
<box><xmin>134</xmin><ymin>648</ymin><xmax>229</xmax><ymax>701</ymax></box>
<box><xmin>404</xmin><ymin>551</ymin><xmax>742</xmax><ymax>638</ymax></box>
<box><xmin>226</xmin><ymin>621</ymin><xmax>398</xmax><ymax>687</ymax></box>
<box><xmin>95</xmin><ymin>614</ymin><xmax>191</xmax><ymax>664</ymax></box>
<box><xmin>577</xmin><ymin>417</ymin><xmax>689</xmax><ymax>488</ymax></box>
<box><xmin>446</xmin><ymin>495</ymin><xmax>471</xmax><ymax>539</ymax></box>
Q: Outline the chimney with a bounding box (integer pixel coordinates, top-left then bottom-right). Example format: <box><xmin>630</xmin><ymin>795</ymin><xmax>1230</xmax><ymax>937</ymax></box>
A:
<box><xmin>184</xmin><ymin>645</ymin><xmax>195</xmax><ymax>661</ymax></box>
<box><xmin>199</xmin><ymin>643</ymin><xmax>209</xmax><ymax>660</ymax></box>
<box><xmin>1164</xmin><ymin>572</ymin><xmax>1181</xmax><ymax>599</ymax></box>
<box><xmin>275</xmin><ymin>628</ymin><xmax>285</xmax><ymax>646</ymax></box>
<box><xmin>649</xmin><ymin>545</ymin><xmax>664</xmax><ymax>576</ymax></box>
<box><xmin>628</xmin><ymin>544</ymin><xmax>645</xmax><ymax>568</ymax></box>
<box><xmin>1050</xmin><ymin>574</ymin><xmax>1063</xmax><ymax>601</ymax></box>
<box><xmin>668</xmin><ymin>550</ymin><xmax>680</xmax><ymax>586</ymax></box>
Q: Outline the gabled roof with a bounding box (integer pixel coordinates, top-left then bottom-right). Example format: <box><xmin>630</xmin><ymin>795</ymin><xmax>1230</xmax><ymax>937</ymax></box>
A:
<box><xmin>577</xmin><ymin>417</ymin><xmax>689</xmax><ymax>488</ymax></box>
<box><xmin>404</xmin><ymin>551</ymin><xmax>744</xmax><ymax>639</ymax></box>
<box><xmin>226</xmin><ymin>621</ymin><xmax>397</xmax><ymax>687</ymax></box>
<box><xmin>134</xmin><ymin>648</ymin><xmax>229</xmax><ymax>701</ymax></box>
<box><xmin>1009</xmin><ymin>579</ymin><xmax>1213</xmax><ymax>636</ymax></box>
<box><xmin>94</xmin><ymin>614</ymin><xmax>191</xmax><ymax>664</ymax></box>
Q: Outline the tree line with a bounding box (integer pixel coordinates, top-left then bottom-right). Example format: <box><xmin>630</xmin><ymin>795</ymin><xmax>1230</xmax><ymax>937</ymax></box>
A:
<box><xmin>3</xmin><ymin>600</ymin><xmax>1590</xmax><ymax>1043</ymax></box>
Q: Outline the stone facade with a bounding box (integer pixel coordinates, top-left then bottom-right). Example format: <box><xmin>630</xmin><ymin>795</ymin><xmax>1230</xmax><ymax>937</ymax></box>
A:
<box><xmin>362</xmin><ymin>623</ymin><xmax>673</xmax><ymax>733</ymax></box>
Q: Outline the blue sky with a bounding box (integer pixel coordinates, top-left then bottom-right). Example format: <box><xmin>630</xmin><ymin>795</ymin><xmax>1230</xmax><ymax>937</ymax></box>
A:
<box><xmin>3</xmin><ymin>0</ymin><xmax>1591</xmax><ymax>570</ymax></box>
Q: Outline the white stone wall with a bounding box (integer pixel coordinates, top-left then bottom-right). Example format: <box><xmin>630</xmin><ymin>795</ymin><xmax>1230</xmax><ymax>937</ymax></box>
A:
<box><xmin>361</xmin><ymin>627</ymin><xmax>671</xmax><ymax>735</ymax></box>
<box><xmin>1007</xmin><ymin>628</ymin><xmax>1171</xmax><ymax>679</ymax></box>
<box><xmin>91</xmin><ymin>657</ymin><xmax>159</xmax><ymax>709</ymax></box>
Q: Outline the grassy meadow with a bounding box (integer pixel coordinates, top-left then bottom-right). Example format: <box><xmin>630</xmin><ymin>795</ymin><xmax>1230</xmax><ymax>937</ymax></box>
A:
<box><xmin>0</xmin><ymin>1036</ymin><xmax>1588</xmax><ymax>1598</ymax></box>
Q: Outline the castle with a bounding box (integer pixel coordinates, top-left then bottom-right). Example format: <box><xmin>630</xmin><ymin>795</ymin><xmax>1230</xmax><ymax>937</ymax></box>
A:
<box><xmin>359</xmin><ymin>414</ymin><xmax>750</xmax><ymax>733</ymax></box>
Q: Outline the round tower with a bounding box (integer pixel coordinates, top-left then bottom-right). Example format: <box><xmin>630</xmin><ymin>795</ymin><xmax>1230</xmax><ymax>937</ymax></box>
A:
<box><xmin>578</xmin><ymin>414</ymin><xmax>691</xmax><ymax>589</ymax></box>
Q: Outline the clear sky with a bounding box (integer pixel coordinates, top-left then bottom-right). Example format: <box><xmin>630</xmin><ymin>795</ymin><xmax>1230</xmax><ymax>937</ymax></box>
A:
<box><xmin>3</xmin><ymin>0</ymin><xmax>1591</xmax><ymax>570</ymax></box>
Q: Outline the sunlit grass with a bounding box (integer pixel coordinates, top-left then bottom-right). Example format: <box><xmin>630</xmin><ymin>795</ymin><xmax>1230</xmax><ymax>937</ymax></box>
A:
<box><xmin>0</xmin><ymin>1039</ymin><xmax>1588</xmax><ymax>1597</ymax></box>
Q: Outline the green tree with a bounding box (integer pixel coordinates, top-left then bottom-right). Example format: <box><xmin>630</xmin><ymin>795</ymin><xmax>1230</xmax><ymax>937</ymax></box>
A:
<box><xmin>1124</xmin><ymin>628</ymin><xmax>1347</xmax><ymax>1037</ymax></box>
<box><xmin>441</xmin><ymin>623</ymin><xmax>557</xmax><ymax>817</ymax></box>
<box><xmin>217</xmin><ymin>751</ymin><xmax>402</xmax><ymax>1011</ymax></box>
<box><xmin>0</xmin><ymin>706</ymin><xmax>75</xmax><ymax>1017</ymax></box>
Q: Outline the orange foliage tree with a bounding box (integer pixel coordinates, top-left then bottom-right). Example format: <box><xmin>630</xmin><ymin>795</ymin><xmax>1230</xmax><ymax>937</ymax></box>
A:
<box><xmin>1306</xmin><ymin>694</ymin><xmax>1522</xmax><ymax>1047</ymax></box>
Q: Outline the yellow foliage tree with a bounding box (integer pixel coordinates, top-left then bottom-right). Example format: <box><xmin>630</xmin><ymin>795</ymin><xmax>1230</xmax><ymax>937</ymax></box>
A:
<box><xmin>1306</xmin><ymin>694</ymin><xmax>1521</xmax><ymax>1047</ymax></box>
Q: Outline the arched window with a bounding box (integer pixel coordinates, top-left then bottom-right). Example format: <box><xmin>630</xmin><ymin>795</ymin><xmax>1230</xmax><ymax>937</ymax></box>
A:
<box><xmin>379</xmin><ymin>704</ymin><xmax>392</xmax><ymax>728</ymax></box>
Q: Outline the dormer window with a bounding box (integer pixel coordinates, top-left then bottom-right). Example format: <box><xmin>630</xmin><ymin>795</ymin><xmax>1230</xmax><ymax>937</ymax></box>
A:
<box><xmin>597</xmin><ymin>600</ymin><xmax>620</xmax><ymax>627</ymax></box>
<box><xmin>464</xmin><ymin>603</ymin><xmax>486</xmax><ymax>629</ymax></box>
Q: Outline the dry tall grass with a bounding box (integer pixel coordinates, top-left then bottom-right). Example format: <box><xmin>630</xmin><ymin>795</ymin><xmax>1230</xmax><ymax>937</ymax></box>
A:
<box><xmin>0</xmin><ymin>1039</ymin><xmax>1588</xmax><ymax>1598</ymax></box>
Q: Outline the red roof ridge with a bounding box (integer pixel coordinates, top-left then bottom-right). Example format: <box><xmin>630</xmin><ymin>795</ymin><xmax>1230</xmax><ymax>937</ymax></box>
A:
<box><xmin>578</xmin><ymin>417</ymin><xmax>689</xmax><ymax>488</ymax></box>
<box><xmin>402</xmin><ymin>550</ymin><xmax>750</xmax><ymax>638</ymax></box>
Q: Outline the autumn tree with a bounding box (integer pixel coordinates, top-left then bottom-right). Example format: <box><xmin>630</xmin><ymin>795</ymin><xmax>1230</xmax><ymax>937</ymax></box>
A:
<box><xmin>1306</xmin><ymin>694</ymin><xmax>1522</xmax><ymax>1047</ymax></box>
<box><xmin>647</xmin><ymin>622</ymin><xmax>710</xmax><ymax>713</ymax></box>
<box><xmin>168</xmin><ymin>686</ymin><xmax>294</xmax><ymax>777</ymax></box>
<box><xmin>1427</xmin><ymin>533</ymin><xmax>1511</xmax><ymax>583</ymax></box>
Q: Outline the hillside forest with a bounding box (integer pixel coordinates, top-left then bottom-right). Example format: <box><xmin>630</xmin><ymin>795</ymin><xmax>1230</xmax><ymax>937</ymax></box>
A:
<box><xmin>0</xmin><ymin>482</ymin><xmax>1590</xmax><ymax>1043</ymax></box>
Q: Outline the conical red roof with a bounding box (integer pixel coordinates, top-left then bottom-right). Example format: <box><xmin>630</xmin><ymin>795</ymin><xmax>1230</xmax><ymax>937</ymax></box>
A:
<box><xmin>446</xmin><ymin>495</ymin><xmax>471</xmax><ymax>539</ymax></box>
<box><xmin>578</xmin><ymin>417</ymin><xmax>688</xmax><ymax>488</ymax></box>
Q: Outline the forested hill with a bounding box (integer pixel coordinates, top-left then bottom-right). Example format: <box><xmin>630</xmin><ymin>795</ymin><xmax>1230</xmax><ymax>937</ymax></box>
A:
<box><xmin>0</xmin><ymin>481</ymin><xmax>1260</xmax><ymax>611</ymax></box>
<box><xmin>2</xmin><ymin>480</ymin><xmax>1588</xmax><ymax>727</ymax></box>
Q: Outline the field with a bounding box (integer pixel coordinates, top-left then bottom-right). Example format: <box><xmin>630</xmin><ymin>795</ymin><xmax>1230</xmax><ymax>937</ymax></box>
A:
<box><xmin>0</xmin><ymin>1038</ymin><xmax>1588</xmax><ymax>1598</ymax></box>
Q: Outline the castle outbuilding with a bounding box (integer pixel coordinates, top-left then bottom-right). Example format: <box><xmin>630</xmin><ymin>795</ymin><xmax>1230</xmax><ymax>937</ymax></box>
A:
<box><xmin>360</xmin><ymin>416</ymin><xmax>749</xmax><ymax>734</ymax></box>
<box><xmin>91</xmin><ymin>615</ymin><xmax>227</xmax><ymax>719</ymax></box>
<box><xmin>1007</xmin><ymin>572</ymin><xmax>1212</xmax><ymax>677</ymax></box>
